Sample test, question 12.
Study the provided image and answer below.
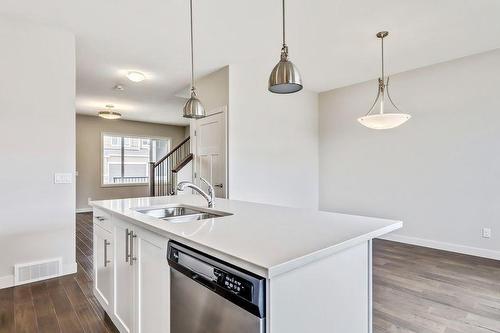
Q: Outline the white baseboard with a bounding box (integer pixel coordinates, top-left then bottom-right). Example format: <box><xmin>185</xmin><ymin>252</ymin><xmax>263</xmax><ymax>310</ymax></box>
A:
<box><xmin>0</xmin><ymin>275</ymin><xmax>14</xmax><ymax>289</ymax></box>
<box><xmin>0</xmin><ymin>262</ymin><xmax>78</xmax><ymax>290</ymax></box>
<box><xmin>63</xmin><ymin>262</ymin><xmax>78</xmax><ymax>276</ymax></box>
<box><xmin>378</xmin><ymin>233</ymin><xmax>500</xmax><ymax>261</ymax></box>
<box><xmin>76</xmin><ymin>207</ymin><xmax>92</xmax><ymax>213</ymax></box>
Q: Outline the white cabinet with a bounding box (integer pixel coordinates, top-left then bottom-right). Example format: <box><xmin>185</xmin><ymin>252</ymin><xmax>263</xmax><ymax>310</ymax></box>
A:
<box><xmin>134</xmin><ymin>227</ymin><xmax>170</xmax><ymax>333</ymax></box>
<box><xmin>93</xmin><ymin>208</ymin><xmax>112</xmax><ymax>232</ymax></box>
<box><xmin>93</xmin><ymin>210</ymin><xmax>170</xmax><ymax>333</ymax></box>
<box><xmin>93</xmin><ymin>225</ymin><xmax>113</xmax><ymax>312</ymax></box>
<box><xmin>113</xmin><ymin>219</ymin><xmax>136</xmax><ymax>333</ymax></box>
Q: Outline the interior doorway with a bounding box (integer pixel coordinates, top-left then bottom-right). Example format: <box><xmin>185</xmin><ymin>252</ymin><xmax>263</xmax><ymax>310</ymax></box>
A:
<box><xmin>192</xmin><ymin>106</ymin><xmax>228</xmax><ymax>198</ymax></box>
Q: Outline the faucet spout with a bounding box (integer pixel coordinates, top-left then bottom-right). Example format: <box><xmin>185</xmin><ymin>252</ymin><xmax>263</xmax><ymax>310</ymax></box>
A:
<box><xmin>176</xmin><ymin>177</ymin><xmax>215</xmax><ymax>208</ymax></box>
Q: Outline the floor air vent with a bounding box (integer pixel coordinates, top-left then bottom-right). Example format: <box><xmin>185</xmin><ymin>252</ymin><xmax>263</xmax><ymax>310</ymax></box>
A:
<box><xmin>14</xmin><ymin>258</ymin><xmax>62</xmax><ymax>285</ymax></box>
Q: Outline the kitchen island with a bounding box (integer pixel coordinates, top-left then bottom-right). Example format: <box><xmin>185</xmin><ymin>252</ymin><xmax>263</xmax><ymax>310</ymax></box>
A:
<box><xmin>90</xmin><ymin>195</ymin><xmax>402</xmax><ymax>333</ymax></box>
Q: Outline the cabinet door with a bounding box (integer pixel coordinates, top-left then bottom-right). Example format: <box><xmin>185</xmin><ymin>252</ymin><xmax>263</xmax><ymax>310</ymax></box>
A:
<box><xmin>135</xmin><ymin>228</ymin><xmax>170</xmax><ymax>333</ymax></box>
<box><xmin>94</xmin><ymin>225</ymin><xmax>113</xmax><ymax>312</ymax></box>
<box><xmin>113</xmin><ymin>219</ymin><xmax>136</xmax><ymax>333</ymax></box>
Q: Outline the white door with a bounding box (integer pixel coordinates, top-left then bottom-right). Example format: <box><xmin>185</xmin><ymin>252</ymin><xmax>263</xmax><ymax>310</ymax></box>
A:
<box><xmin>194</xmin><ymin>107</ymin><xmax>228</xmax><ymax>198</ymax></box>
<box><xmin>134</xmin><ymin>229</ymin><xmax>170</xmax><ymax>333</ymax></box>
<box><xmin>113</xmin><ymin>219</ymin><xmax>135</xmax><ymax>333</ymax></box>
<box><xmin>94</xmin><ymin>225</ymin><xmax>113</xmax><ymax>312</ymax></box>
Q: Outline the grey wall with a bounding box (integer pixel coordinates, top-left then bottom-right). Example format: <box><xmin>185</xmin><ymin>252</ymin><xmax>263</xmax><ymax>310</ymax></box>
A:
<box><xmin>76</xmin><ymin>114</ymin><xmax>186</xmax><ymax>210</ymax></box>
<box><xmin>0</xmin><ymin>18</ymin><xmax>76</xmax><ymax>283</ymax></box>
<box><xmin>186</xmin><ymin>66</ymin><xmax>230</xmax><ymax>192</ymax></box>
<box><xmin>195</xmin><ymin>66</ymin><xmax>229</xmax><ymax>112</ymax></box>
<box><xmin>319</xmin><ymin>49</ymin><xmax>500</xmax><ymax>259</ymax></box>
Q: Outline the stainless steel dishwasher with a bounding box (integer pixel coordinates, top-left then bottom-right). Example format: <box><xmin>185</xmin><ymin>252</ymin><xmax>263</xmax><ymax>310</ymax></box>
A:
<box><xmin>167</xmin><ymin>241</ymin><xmax>266</xmax><ymax>333</ymax></box>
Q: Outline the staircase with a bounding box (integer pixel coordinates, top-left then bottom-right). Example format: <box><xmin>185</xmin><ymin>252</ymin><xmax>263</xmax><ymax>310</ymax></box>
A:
<box><xmin>149</xmin><ymin>136</ymin><xmax>193</xmax><ymax>196</ymax></box>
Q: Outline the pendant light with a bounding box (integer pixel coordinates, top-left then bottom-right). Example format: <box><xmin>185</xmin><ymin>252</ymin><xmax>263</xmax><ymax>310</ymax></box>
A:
<box><xmin>268</xmin><ymin>0</ymin><xmax>303</xmax><ymax>94</ymax></box>
<box><xmin>358</xmin><ymin>31</ymin><xmax>411</xmax><ymax>130</ymax></box>
<box><xmin>183</xmin><ymin>0</ymin><xmax>206</xmax><ymax>119</ymax></box>
<box><xmin>98</xmin><ymin>105</ymin><xmax>121</xmax><ymax>120</ymax></box>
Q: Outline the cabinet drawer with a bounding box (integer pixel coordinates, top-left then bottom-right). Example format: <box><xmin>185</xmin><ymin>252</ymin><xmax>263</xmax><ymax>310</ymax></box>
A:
<box><xmin>93</xmin><ymin>208</ymin><xmax>112</xmax><ymax>232</ymax></box>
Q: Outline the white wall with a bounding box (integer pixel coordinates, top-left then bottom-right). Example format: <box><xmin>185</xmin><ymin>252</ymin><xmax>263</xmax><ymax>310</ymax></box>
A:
<box><xmin>319</xmin><ymin>49</ymin><xmax>500</xmax><ymax>259</ymax></box>
<box><xmin>0</xmin><ymin>18</ymin><xmax>76</xmax><ymax>286</ymax></box>
<box><xmin>229</xmin><ymin>61</ymin><xmax>319</xmax><ymax>208</ymax></box>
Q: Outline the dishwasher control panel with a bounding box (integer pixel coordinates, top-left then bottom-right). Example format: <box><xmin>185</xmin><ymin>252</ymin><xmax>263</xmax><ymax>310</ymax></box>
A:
<box><xmin>214</xmin><ymin>268</ymin><xmax>253</xmax><ymax>301</ymax></box>
<box><xmin>167</xmin><ymin>241</ymin><xmax>266</xmax><ymax>318</ymax></box>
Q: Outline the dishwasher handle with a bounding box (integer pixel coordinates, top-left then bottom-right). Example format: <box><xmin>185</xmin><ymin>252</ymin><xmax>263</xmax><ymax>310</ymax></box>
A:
<box><xmin>191</xmin><ymin>273</ymin><xmax>217</xmax><ymax>290</ymax></box>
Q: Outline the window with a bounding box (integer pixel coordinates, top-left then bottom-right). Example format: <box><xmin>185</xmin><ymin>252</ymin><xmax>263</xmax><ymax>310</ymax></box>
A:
<box><xmin>124</xmin><ymin>137</ymin><xmax>140</xmax><ymax>150</ymax></box>
<box><xmin>110</xmin><ymin>137</ymin><xmax>121</xmax><ymax>147</ymax></box>
<box><xmin>102</xmin><ymin>134</ymin><xmax>170</xmax><ymax>186</ymax></box>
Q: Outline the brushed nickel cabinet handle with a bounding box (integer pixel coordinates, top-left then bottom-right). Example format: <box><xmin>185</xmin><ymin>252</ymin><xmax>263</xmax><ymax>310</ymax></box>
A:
<box><xmin>125</xmin><ymin>228</ymin><xmax>131</xmax><ymax>262</ymax></box>
<box><xmin>129</xmin><ymin>231</ymin><xmax>137</xmax><ymax>266</ymax></box>
<box><xmin>104</xmin><ymin>239</ymin><xmax>111</xmax><ymax>267</ymax></box>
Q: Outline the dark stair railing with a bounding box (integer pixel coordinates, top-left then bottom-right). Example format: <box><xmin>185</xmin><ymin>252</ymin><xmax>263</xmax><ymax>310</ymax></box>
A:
<box><xmin>149</xmin><ymin>136</ymin><xmax>193</xmax><ymax>196</ymax></box>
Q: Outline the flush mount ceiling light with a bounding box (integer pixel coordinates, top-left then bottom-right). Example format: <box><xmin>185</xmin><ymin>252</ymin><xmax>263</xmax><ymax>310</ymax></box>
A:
<box><xmin>183</xmin><ymin>0</ymin><xmax>206</xmax><ymax>119</ymax></box>
<box><xmin>126</xmin><ymin>71</ymin><xmax>146</xmax><ymax>82</ymax></box>
<box><xmin>268</xmin><ymin>0</ymin><xmax>303</xmax><ymax>94</ymax></box>
<box><xmin>98</xmin><ymin>104</ymin><xmax>122</xmax><ymax>120</ymax></box>
<box><xmin>358</xmin><ymin>31</ymin><xmax>411</xmax><ymax>130</ymax></box>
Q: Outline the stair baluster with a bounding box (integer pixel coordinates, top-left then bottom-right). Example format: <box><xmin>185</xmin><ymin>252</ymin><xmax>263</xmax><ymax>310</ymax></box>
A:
<box><xmin>149</xmin><ymin>136</ymin><xmax>192</xmax><ymax>196</ymax></box>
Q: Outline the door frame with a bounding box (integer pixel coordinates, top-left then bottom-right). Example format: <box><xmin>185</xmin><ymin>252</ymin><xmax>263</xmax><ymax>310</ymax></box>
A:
<box><xmin>190</xmin><ymin>105</ymin><xmax>229</xmax><ymax>198</ymax></box>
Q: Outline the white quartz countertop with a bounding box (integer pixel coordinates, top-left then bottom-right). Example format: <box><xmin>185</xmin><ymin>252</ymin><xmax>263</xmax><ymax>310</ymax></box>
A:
<box><xmin>90</xmin><ymin>195</ymin><xmax>402</xmax><ymax>278</ymax></box>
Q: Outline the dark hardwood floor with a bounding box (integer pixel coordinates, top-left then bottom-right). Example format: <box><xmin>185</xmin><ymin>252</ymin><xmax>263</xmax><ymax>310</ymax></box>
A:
<box><xmin>0</xmin><ymin>213</ymin><xmax>499</xmax><ymax>332</ymax></box>
<box><xmin>0</xmin><ymin>213</ymin><xmax>117</xmax><ymax>333</ymax></box>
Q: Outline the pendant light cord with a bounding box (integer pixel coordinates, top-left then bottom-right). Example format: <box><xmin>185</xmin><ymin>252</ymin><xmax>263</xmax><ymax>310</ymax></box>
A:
<box><xmin>282</xmin><ymin>0</ymin><xmax>286</xmax><ymax>46</ymax></box>
<box><xmin>381</xmin><ymin>35</ymin><xmax>385</xmax><ymax>82</ymax></box>
<box><xmin>190</xmin><ymin>0</ymin><xmax>195</xmax><ymax>92</ymax></box>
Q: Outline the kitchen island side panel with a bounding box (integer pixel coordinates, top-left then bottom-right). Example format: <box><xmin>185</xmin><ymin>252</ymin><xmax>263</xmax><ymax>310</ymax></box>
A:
<box><xmin>269</xmin><ymin>241</ymin><xmax>370</xmax><ymax>333</ymax></box>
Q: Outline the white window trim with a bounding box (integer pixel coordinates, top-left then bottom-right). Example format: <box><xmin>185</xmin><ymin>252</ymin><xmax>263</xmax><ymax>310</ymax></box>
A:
<box><xmin>100</xmin><ymin>132</ymin><xmax>171</xmax><ymax>188</ymax></box>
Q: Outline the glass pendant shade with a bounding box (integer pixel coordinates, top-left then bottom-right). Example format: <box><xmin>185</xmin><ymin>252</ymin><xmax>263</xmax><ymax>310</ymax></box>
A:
<box><xmin>358</xmin><ymin>78</ymin><xmax>410</xmax><ymax>129</ymax></box>
<box><xmin>359</xmin><ymin>31</ymin><xmax>410</xmax><ymax>130</ymax></box>
<box><xmin>358</xmin><ymin>113</ymin><xmax>411</xmax><ymax>130</ymax></box>
<box><xmin>269</xmin><ymin>47</ymin><xmax>303</xmax><ymax>94</ymax></box>
<box><xmin>98</xmin><ymin>105</ymin><xmax>121</xmax><ymax>120</ymax></box>
<box><xmin>183</xmin><ymin>89</ymin><xmax>206</xmax><ymax>119</ymax></box>
<box><xmin>98</xmin><ymin>111</ymin><xmax>122</xmax><ymax>120</ymax></box>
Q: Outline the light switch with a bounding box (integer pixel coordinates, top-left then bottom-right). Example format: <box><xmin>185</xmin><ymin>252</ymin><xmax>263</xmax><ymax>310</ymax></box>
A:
<box><xmin>54</xmin><ymin>173</ymin><xmax>73</xmax><ymax>184</ymax></box>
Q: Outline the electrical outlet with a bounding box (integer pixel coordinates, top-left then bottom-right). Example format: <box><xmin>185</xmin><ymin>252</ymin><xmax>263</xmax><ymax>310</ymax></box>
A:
<box><xmin>482</xmin><ymin>228</ymin><xmax>491</xmax><ymax>239</ymax></box>
<box><xmin>88</xmin><ymin>197</ymin><xmax>92</xmax><ymax>204</ymax></box>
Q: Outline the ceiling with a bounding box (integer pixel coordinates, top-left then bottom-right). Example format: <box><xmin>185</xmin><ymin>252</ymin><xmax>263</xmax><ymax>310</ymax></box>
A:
<box><xmin>1</xmin><ymin>0</ymin><xmax>500</xmax><ymax>125</ymax></box>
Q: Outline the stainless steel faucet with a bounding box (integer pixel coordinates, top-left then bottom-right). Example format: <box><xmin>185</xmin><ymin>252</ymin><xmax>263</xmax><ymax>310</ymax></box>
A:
<box><xmin>177</xmin><ymin>177</ymin><xmax>215</xmax><ymax>208</ymax></box>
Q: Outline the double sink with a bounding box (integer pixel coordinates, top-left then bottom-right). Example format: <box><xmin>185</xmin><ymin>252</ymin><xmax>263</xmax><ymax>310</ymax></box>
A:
<box><xmin>136</xmin><ymin>205</ymin><xmax>232</xmax><ymax>223</ymax></box>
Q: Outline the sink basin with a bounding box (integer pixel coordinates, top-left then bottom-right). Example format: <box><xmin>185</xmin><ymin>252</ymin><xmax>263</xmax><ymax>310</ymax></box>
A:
<box><xmin>135</xmin><ymin>205</ymin><xmax>232</xmax><ymax>223</ymax></box>
<box><xmin>137</xmin><ymin>206</ymin><xmax>205</xmax><ymax>219</ymax></box>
